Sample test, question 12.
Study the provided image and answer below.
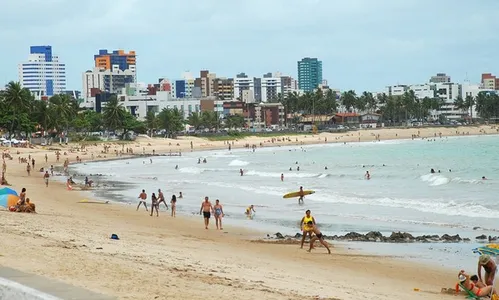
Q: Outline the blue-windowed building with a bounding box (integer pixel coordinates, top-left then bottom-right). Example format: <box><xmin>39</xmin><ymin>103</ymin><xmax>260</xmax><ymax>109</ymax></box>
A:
<box><xmin>18</xmin><ymin>45</ymin><xmax>66</xmax><ymax>98</ymax></box>
<box><xmin>297</xmin><ymin>57</ymin><xmax>323</xmax><ymax>92</ymax></box>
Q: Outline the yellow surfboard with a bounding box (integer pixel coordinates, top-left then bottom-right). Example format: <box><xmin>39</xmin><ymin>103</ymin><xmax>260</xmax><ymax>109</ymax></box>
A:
<box><xmin>283</xmin><ymin>190</ymin><xmax>315</xmax><ymax>199</ymax></box>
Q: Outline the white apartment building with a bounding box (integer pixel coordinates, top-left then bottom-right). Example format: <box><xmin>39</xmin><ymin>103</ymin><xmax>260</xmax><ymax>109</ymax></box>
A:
<box><xmin>18</xmin><ymin>45</ymin><xmax>66</xmax><ymax>98</ymax></box>
<box><xmin>234</xmin><ymin>77</ymin><xmax>255</xmax><ymax>101</ymax></box>
<box><xmin>82</xmin><ymin>66</ymin><xmax>136</xmax><ymax>99</ymax></box>
<box><xmin>261</xmin><ymin>77</ymin><xmax>282</xmax><ymax>102</ymax></box>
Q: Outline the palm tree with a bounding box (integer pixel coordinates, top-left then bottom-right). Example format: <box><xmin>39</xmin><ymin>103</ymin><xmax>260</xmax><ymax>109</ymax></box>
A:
<box><xmin>32</xmin><ymin>100</ymin><xmax>53</xmax><ymax>135</ymax></box>
<box><xmin>453</xmin><ymin>95</ymin><xmax>466</xmax><ymax>118</ymax></box>
<box><xmin>102</xmin><ymin>96</ymin><xmax>126</xmax><ymax>132</ymax></box>
<box><xmin>341</xmin><ymin>90</ymin><xmax>357</xmax><ymax>112</ymax></box>
<box><xmin>2</xmin><ymin>81</ymin><xmax>33</xmax><ymax>137</ymax></box>
<box><xmin>49</xmin><ymin>94</ymin><xmax>78</xmax><ymax>133</ymax></box>
<box><xmin>187</xmin><ymin>112</ymin><xmax>203</xmax><ymax>130</ymax></box>
<box><xmin>464</xmin><ymin>95</ymin><xmax>475</xmax><ymax>122</ymax></box>
<box><xmin>145</xmin><ymin>110</ymin><xmax>157</xmax><ymax>136</ymax></box>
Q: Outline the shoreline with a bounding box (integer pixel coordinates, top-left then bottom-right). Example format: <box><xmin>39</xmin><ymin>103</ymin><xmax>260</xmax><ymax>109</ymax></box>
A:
<box><xmin>0</xmin><ymin>126</ymin><xmax>492</xmax><ymax>299</ymax></box>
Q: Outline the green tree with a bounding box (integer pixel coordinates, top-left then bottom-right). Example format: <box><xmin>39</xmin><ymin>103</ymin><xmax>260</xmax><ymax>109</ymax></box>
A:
<box><xmin>341</xmin><ymin>90</ymin><xmax>357</xmax><ymax>112</ymax></box>
<box><xmin>145</xmin><ymin>110</ymin><xmax>157</xmax><ymax>136</ymax></box>
<box><xmin>102</xmin><ymin>96</ymin><xmax>127</xmax><ymax>132</ymax></box>
<box><xmin>157</xmin><ymin>108</ymin><xmax>184</xmax><ymax>137</ymax></box>
<box><xmin>225</xmin><ymin>114</ymin><xmax>245</xmax><ymax>129</ymax></box>
<box><xmin>187</xmin><ymin>112</ymin><xmax>203</xmax><ymax>130</ymax></box>
<box><xmin>464</xmin><ymin>95</ymin><xmax>475</xmax><ymax>121</ymax></box>
<box><xmin>1</xmin><ymin>81</ymin><xmax>33</xmax><ymax>137</ymax></box>
<box><xmin>453</xmin><ymin>95</ymin><xmax>466</xmax><ymax>118</ymax></box>
<box><xmin>49</xmin><ymin>94</ymin><xmax>78</xmax><ymax>133</ymax></box>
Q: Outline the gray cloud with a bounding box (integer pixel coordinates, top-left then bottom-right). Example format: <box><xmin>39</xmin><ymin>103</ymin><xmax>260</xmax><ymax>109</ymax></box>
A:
<box><xmin>1</xmin><ymin>0</ymin><xmax>498</xmax><ymax>92</ymax></box>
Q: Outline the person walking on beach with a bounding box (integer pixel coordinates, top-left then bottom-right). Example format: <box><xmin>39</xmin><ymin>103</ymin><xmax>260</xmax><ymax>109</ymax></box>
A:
<box><xmin>137</xmin><ymin>189</ymin><xmax>148</xmax><ymax>211</ymax></box>
<box><xmin>150</xmin><ymin>192</ymin><xmax>159</xmax><ymax>217</ymax></box>
<box><xmin>157</xmin><ymin>189</ymin><xmax>168</xmax><ymax>210</ymax></box>
<box><xmin>306</xmin><ymin>221</ymin><xmax>331</xmax><ymax>254</ymax></box>
<box><xmin>50</xmin><ymin>165</ymin><xmax>54</xmax><ymax>176</ymax></box>
<box><xmin>2</xmin><ymin>160</ymin><xmax>6</xmax><ymax>174</ymax></box>
<box><xmin>199</xmin><ymin>196</ymin><xmax>214</xmax><ymax>229</ymax></box>
<box><xmin>214</xmin><ymin>199</ymin><xmax>224</xmax><ymax>230</ymax></box>
<box><xmin>45</xmin><ymin>153</ymin><xmax>48</xmax><ymax>163</ymax></box>
<box><xmin>43</xmin><ymin>171</ymin><xmax>50</xmax><ymax>187</ymax></box>
<box><xmin>300</xmin><ymin>210</ymin><xmax>316</xmax><ymax>249</ymax></box>
<box><xmin>170</xmin><ymin>195</ymin><xmax>177</xmax><ymax>217</ymax></box>
<box><xmin>26</xmin><ymin>163</ymin><xmax>31</xmax><ymax>176</ymax></box>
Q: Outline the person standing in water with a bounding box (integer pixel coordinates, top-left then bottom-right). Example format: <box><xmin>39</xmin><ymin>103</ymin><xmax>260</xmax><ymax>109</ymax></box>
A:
<box><xmin>199</xmin><ymin>196</ymin><xmax>214</xmax><ymax>229</ymax></box>
<box><xmin>137</xmin><ymin>189</ymin><xmax>148</xmax><ymax>211</ymax></box>
<box><xmin>281</xmin><ymin>173</ymin><xmax>284</xmax><ymax>181</ymax></box>
<box><xmin>178</xmin><ymin>192</ymin><xmax>183</xmax><ymax>199</ymax></box>
<box><xmin>150</xmin><ymin>192</ymin><xmax>159</xmax><ymax>217</ymax></box>
<box><xmin>245</xmin><ymin>205</ymin><xmax>255</xmax><ymax>217</ymax></box>
<box><xmin>300</xmin><ymin>210</ymin><xmax>316</xmax><ymax>249</ymax></box>
<box><xmin>157</xmin><ymin>189</ymin><xmax>168</xmax><ymax>210</ymax></box>
<box><xmin>240</xmin><ymin>169</ymin><xmax>244</xmax><ymax>176</ymax></box>
<box><xmin>213</xmin><ymin>199</ymin><xmax>224</xmax><ymax>230</ymax></box>
<box><xmin>306</xmin><ymin>221</ymin><xmax>331</xmax><ymax>254</ymax></box>
<box><xmin>365</xmin><ymin>171</ymin><xmax>371</xmax><ymax>180</ymax></box>
<box><xmin>298</xmin><ymin>186</ymin><xmax>305</xmax><ymax>204</ymax></box>
<box><xmin>170</xmin><ymin>195</ymin><xmax>177</xmax><ymax>217</ymax></box>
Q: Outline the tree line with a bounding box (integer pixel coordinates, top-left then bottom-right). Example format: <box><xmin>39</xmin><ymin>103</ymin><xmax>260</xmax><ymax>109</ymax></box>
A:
<box><xmin>0</xmin><ymin>82</ymin><xmax>246</xmax><ymax>139</ymax></box>
<box><xmin>276</xmin><ymin>88</ymin><xmax>499</xmax><ymax>124</ymax></box>
<box><xmin>2</xmin><ymin>80</ymin><xmax>499</xmax><ymax>139</ymax></box>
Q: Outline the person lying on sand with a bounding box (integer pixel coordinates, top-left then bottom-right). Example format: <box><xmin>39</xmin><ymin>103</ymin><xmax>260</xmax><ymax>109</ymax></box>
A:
<box><xmin>306</xmin><ymin>221</ymin><xmax>331</xmax><ymax>254</ymax></box>
<box><xmin>458</xmin><ymin>270</ymin><xmax>497</xmax><ymax>297</ymax></box>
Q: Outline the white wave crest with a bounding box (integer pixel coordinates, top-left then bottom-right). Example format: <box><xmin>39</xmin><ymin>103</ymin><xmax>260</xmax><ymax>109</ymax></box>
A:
<box><xmin>228</xmin><ymin>159</ymin><xmax>250</xmax><ymax>167</ymax></box>
<box><xmin>420</xmin><ymin>174</ymin><xmax>450</xmax><ymax>186</ymax></box>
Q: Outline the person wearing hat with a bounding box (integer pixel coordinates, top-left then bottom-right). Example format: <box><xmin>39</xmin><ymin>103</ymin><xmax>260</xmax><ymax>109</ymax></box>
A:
<box><xmin>478</xmin><ymin>254</ymin><xmax>497</xmax><ymax>286</ymax></box>
<box><xmin>458</xmin><ymin>270</ymin><xmax>497</xmax><ymax>297</ymax></box>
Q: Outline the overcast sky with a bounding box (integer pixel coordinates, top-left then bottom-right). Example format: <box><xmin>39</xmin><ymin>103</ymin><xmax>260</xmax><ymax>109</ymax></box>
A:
<box><xmin>1</xmin><ymin>0</ymin><xmax>498</xmax><ymax>92</ymax></box>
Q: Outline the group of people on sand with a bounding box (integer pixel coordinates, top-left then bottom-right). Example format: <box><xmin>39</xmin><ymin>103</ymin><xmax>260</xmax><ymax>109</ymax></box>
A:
<box><xmin>457</xmin><ymin>254</ymin><xmax>498</xmax><ymax>297</ymax></box>
<box><xmin>299</xmin><ymin>209</ymin><xmax>331</xmax><ymax>254</ymax></box>
<box><xmin>10</xmin><ymin>188</ymin><xmax>36</xmax><ymax>213</ymax></box>
<box><xmin>137</xmin><ymin>189</ymin><xmax>182</xmax><ymax>217</ymax></box>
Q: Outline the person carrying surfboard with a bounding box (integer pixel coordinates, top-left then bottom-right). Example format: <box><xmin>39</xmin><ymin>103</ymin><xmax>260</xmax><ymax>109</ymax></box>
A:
<box><xmin>298</xmin><ymin>186</ymin><xmax>305</xmax><ymax>204</ymax></box>
<box><xmin>300</xmin><ymin>210</ymin><xmax>316</xmax><ymax>249</ymax></box>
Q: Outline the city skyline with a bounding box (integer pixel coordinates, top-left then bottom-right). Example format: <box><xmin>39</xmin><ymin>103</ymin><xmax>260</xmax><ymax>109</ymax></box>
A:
<box><xmin>1</xmin><ymin>0</ymin><xmax>499</xmax><ymax>92</ymax></box>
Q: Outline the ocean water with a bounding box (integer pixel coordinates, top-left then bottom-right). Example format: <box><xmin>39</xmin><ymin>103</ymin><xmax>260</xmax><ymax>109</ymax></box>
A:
<box><xmin>70</xmin><ymin>135</ymin><xmax>499</xmax><ymax>271</ymax></box>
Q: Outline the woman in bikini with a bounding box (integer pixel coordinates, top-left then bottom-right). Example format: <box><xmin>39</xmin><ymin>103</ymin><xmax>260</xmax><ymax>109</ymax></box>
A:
<box><xmin>459</xmin><ymin>270</ymin><xmax>497</xmax><ymax>297</ymax></box>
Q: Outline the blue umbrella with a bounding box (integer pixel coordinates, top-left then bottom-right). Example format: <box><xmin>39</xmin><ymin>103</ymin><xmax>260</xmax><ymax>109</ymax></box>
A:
<box><xmin>0</xmin><ymin>187</ymin><xmax>17</xmax><ymax>196</ymax></box>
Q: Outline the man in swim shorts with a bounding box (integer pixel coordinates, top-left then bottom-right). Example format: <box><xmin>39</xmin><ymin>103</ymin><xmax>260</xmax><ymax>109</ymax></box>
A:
<box><xmin>157</xmin><ymin>189</ymin><xmax>168</xmax><ymax>210</ymax></box>
<box><xmin>300</xmin><ymin>210</ymin><xmax>316</xmax><ymax>249</ymax></box>
<box><xmin>199</xmin><ymin>196</ymin><xmax>214</xmax><ymax>229</ymax></box>
<box><xmin>213</xmin><ymin>199</ymin><xmax>224</xmax><ymax>230</ymax></box>
<box><xmin>137</xmin><ymin>189</ymin><xmax>148</xmax><ymax>211</ymax></box>
<box><xmin>478</xmin><ymin>254</ymin><xmax>497</xmax><ymax>286</ymax></box>
<box><xmin>306</xmin><ymin>221</ymin><xmax>331</xmax><ymax>254</ymax></box>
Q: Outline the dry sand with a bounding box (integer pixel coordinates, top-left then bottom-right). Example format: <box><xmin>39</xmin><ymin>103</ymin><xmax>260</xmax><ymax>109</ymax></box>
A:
<box><xmin>0</xmin><ymin>126</ymin><xmax>493</xmax><ymax>300</ymax></box>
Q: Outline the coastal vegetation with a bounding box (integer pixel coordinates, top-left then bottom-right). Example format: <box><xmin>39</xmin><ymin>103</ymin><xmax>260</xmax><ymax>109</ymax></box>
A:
<box><xmin>1</xmin><ymin>81</ymin><xmax>499</xmax><ymax>140</ymax></box>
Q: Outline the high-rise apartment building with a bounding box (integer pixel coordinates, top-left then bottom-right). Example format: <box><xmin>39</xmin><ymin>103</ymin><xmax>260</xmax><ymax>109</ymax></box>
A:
<box><xmin>297</xmin><ymin>57</ymin><xmax>322</xmax><ymax>92</ymax></box>
<box><xmin>429</xmin><ymin>73</ymin><xmax>451</xmax><ymax>84</ymax></box>
<box><xmin>213</xmin><ymin>78</ymin><xmax>234</xmax><ymax>100</ymax></box>
<box><xmin>194</xmin><ymin>70</ymin><xmax>216</xmax><ymax>97</ymax></box>
<box><xmin>18</xmin><ymin>45</ymin><xmax>66</xmax><ymax>98</ymax></box>
<box><xmin>481</xmin><ymin>73</ymin><xmax>499</xmax><ymax>90</ymax></box>
<box><xmin>94</xmin><ymin>49</ymin><xmax>136</xmax><ymax>72</ymax></box>
<box><xmin>83</xmin><ymin>49</ymin><xmax>137</xmax><ymax>99</ymax></box>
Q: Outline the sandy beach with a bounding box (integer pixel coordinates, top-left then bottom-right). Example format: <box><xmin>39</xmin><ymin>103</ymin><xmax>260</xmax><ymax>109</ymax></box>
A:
<box><xmin>0</xmin><ymin>126</ymin><xmax>493</xmax><ymax>300</ymax></box>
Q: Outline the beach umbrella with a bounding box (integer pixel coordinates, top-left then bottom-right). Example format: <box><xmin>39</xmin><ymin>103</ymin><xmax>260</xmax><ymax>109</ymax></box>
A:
<box><xmin>0</xmin><ymin>187</ymin><xmax>18</xmax><ymax>196</ymax></box>
<box><xmin>473</xmin><ymin>244</ymin><xmax>499</xmax><ymax>256</ymax></box>
<box><xmin>0</xmin><ymin>194</ymin><xmax>19</xmax><ymax>208</ymax></box>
